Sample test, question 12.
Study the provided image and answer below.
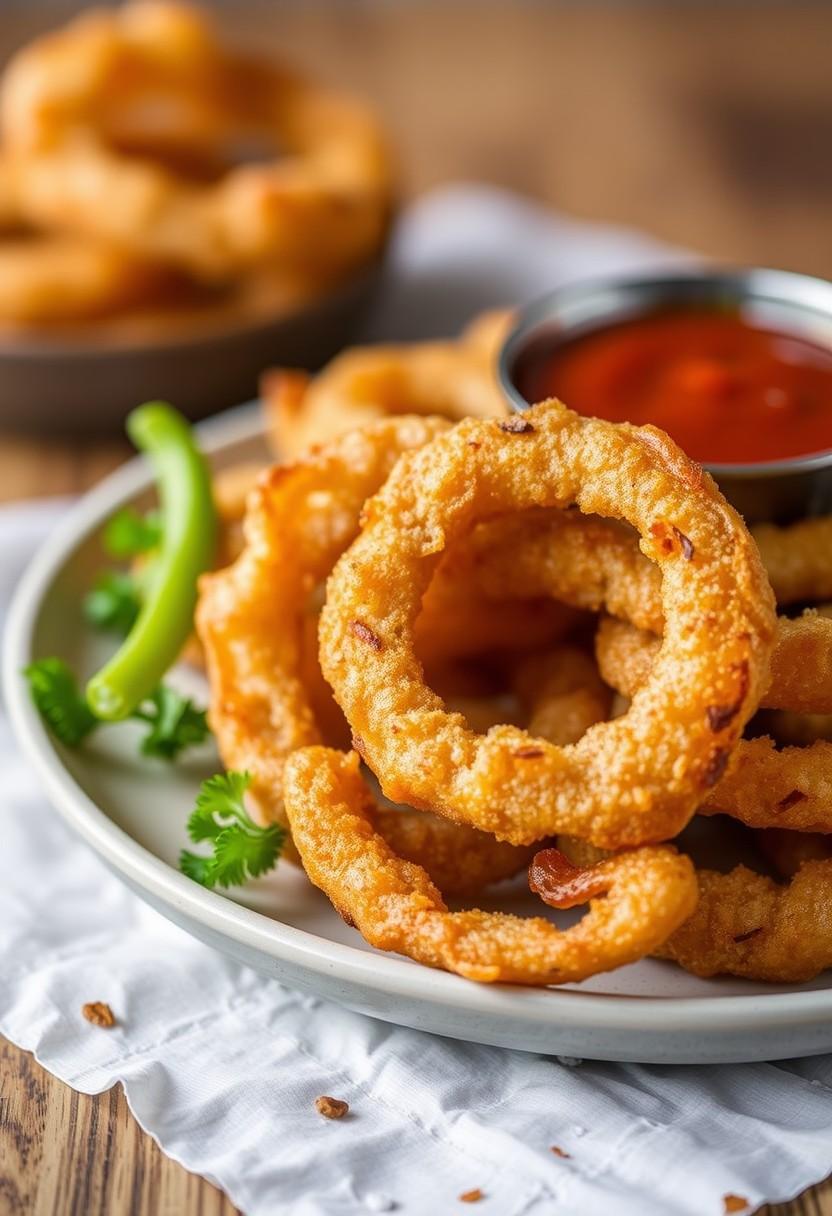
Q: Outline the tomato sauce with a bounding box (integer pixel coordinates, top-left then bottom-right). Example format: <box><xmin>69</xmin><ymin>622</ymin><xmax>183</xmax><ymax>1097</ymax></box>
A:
<box><xmin>514</xmin><ymin>310</ymin><xmax>832</xmax><ymax>464</ymax></box>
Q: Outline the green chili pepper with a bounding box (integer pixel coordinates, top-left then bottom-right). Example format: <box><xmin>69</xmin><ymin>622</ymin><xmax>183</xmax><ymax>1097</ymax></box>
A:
<box><xmin>86</xmin><ymin>402</ymin><xmax>216</xmax><ymax>720</ymax></box>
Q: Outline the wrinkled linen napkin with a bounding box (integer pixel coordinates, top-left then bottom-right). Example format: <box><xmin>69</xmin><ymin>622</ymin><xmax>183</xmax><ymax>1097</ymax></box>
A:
<box><xmin>3</xmin><ymin>188</ymin><xmax>832</xmax><ymax>1216</ymax></box>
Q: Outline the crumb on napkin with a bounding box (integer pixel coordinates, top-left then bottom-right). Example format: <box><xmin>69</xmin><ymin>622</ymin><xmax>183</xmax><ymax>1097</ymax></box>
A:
<box><xmin>315</xmin><ymin>1095</ymin><xmax>349</xmax><ymax>1119</ymax></box>
<box><xmin>82</xmin><ymin>1001</ymin><xmax>116</xmax><ymax>1028</ymax></box>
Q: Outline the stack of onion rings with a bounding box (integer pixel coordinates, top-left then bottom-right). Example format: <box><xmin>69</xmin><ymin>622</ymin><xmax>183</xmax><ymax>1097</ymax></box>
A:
<box><xmin>194</xmin><ymin>380</ymin><xmax>832</xmax><ymax>986</ymax></box>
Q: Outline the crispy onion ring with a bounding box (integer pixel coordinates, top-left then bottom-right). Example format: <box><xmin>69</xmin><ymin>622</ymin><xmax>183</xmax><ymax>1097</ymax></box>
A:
<box><xmin>262</xmin><ymin>310</ymin><xmax>511</xmax><ymax>459</ymax></box>
<box><xmin>197</xmin><ymin>416</ymin><xmax>449</xmax><ymax>820</ymax></box>
<box><xmin>320</xmin><ymin>402</ymin><xmax>775</xmax><ymax>849</ymax></box>
<box><xmin>470</xmin><ymin>507</ymin><xmax>832</xmax><ymax>617</ymax></box>
<box><xmin>655</xmin><ymin>861</ymin><xmax>832</xmax><ymax>982</ymax></box>
<box><xmin>0</xmin><ymin>154</ymin><xmax>185</xmax><ymax>324</ymax></box>
<box><xmin>596</xmin><ymin>612</ymin><xmax>832</xmax><ymax>715</ymax></box>
<box><xmin>197</xmin><ymin>415</ymin><xmax>538</xmax><ymax>895</ymax></box>
<box><xmin>2</xmin><ymin>2</ymin><xmax>390</xmax><ymax>282</ymax></box>
<box><xmin>471</xmin><ymin>509</ymin><xmax>832</xmax><ymax>715</ymax></box>
<box><xmin>284</xmin><ymin>746</ymin><xmax>698</xmax><ymax>985</ymax></box>
<box><xmin>593</xmin><ymin>618</ymin><xmax>832</xmax><ymax>833</ymax></box>
<box><xmin>0</xmin><ymin>231</ymin><xmax>178</xmax><ymax>324</ymax></box>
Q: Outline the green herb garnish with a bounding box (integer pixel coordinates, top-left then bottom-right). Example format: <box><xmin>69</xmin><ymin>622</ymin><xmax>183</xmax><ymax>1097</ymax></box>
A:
<box><xmin>103</xmin><ymin>507</ymin><xmax>162</xmax><ymax>559</ymax></box>
<box><xmin>24</xmin><ymin>658</ymin><xmax>98</xmax><ymax>746</ymax></box>
<box><xmin>83</xmin><ymin>571</ymin><xmax>142</xmax><ymax>635</ymax></box>
<box><xmin>24</xmin><ymin>658</ymin><xmax>209</xmax><ymax>761</ymax></box>
<box><xmin>180</xmin><ymin>772</ymin><xmax>285</xmax><ymax>888</ymax></box>
<box><xmin>87</xmin><ymin>402</ymin><xmax>216</xmax><ymax>721</ymax></box>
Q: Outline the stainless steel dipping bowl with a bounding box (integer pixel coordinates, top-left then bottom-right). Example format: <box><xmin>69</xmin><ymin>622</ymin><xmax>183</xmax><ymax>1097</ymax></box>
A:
<box><xmin>499</xmin><ymin>268</ymin><xmax>832</xmax><ymax>523</ymax></box>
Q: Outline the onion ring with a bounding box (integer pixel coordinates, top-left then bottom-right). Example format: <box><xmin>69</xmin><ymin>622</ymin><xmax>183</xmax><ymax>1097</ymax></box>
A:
<box><xmin>655</xmin><ymin>860</ymin><xmax>832</xmax><ymax>982</ymax></box>
<box><xmin>2</xmin><ymin>2</ymin><xmax>391</xmax><ymax>282</ymax></box>
<box><xmin>511</xmin><ymin>646</ymin><xmax>612</xmax><ymax>746</ymax></box>
<box><xmin>319</xmin><ymin>402</ymin><xmax>775</xmax><ymax>849</ymax></box>
<box><xmin>592</xmin><ymin>617</ymin><xmax>832</xmax><ymax>832</ymax></box>
<box><xmin>283</xmin><ymin>746</ymin><xmax>698</xmax><ymax>985</ymax></box>
<box><xmin>196</xmin><ymin>415</ymin><xmax>535</xmax><ymax>895</ymax></box>
<box><xmin>751</xmin><ymin>516</ymin><xmax>832</xmax><ymax>605</ymax></box>
<box><xmin>262</xmin><ymin>310</ymin><xmax>511</xmax><ymax>459</ymax></box>
<box><xmin>471</xmin><ymin>507</ymin><xmax>832</xmax><ymax>617</ymax></box>
<box><xmin>596</xmin><ymin>612</ymin><xmax>832</xmax><ymax>715</ymax></box>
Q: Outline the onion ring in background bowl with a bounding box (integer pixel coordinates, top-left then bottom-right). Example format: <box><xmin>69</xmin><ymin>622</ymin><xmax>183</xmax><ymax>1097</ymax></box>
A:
<box><xmin>284</xmin><ymin>747</ymin><xmax>698</xmax><ymax>985</ymax></box>
<box><xmin>0</xmin><ymin>155</ymin><xmax>189</xmax><ymax>324</ymax></box>
<box><xmin>1</xmin><ymin>1</ymin><xmax>392</xmax><ymax>283</ymax></box>
<box><xmin>319</xmin><ymin>401</ymin><xmax>776</xmax><ymax>850</ymax></box>
<box><xmin>262</xmin><ymin>310</ymin><xmax>511</xmax><ymax>459</ymax></box>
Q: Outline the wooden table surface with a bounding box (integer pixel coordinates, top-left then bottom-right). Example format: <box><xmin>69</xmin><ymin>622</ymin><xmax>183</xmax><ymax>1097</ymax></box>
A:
<box><xmin>2</xmin><ymin>3</ymin><xmax>832</xmax><ymax>1213</ymax></box>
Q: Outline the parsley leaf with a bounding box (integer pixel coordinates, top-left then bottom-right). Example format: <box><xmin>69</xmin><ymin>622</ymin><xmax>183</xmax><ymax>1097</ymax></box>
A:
<box><xmin>187</xmin><ymin>770</ymin><xmax>252</xmax><ymax>840</ymax></box>
<box><xmin>180</xmin><ymin>771</ymin><xmax>285</xmax><ymax>888</ymax></box>
<box><xmin>83</xmin><ymin>571</ymin><xmax>142</xmax><ymax>635</ymax></box>
<box><xmin>23</xmin><ymin>658</ymin><xmax>99</xmax><ymax>746</ymax></box>
<box><xmin>133</xmin><ymin>685</ymin><xmax>209</xmax><ymax>760</ymax></box>
<box><xmin>25</xmin><ymin>658</ymin><xmax>209</xmax><ymax>762</ymax></box>
<box><xmin>103</xmin><ymin>508</ymin><xmax>162</xmax><ymax>559</ymax></box>
<box><xmin>178</xmin><ymin>850</ymin><xmax>216</xmax><ymax>886</ymax></box>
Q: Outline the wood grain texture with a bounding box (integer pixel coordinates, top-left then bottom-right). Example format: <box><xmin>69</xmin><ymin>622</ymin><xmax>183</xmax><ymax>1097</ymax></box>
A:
<box><xmin>1</xmin><ymin>3</ymin><xmax>831</xmax><ymax>1213</ymax></box>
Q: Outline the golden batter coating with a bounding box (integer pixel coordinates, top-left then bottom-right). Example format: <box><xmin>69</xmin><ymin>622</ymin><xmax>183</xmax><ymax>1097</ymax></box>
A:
<box><xmin>656</xmin><ymin>860</ymin><xmax>832</xmax><ymax>982</ymax></box>
<box><xmin>263</xmin><ymin>310</ymin><xmax>511</xmax><ymax>458</ymax></box>
<box><xmin>196</xmin><ymin>414</ymin><xmax>537</xmax><ymax>895</ymax></box>
<box><xmin>320</xmin><ymin>402</ymin><xmax>775</xmax><ymax>849</ymax></box>
<box><xmin>596</xmin><ymin>612</ymin><xmax>832</xmax><ymax>715</ymax></box>
<box><xmin>284</xmin><ymin>747</ymin><xmax>698</xmax><ymax>985</ymax></box>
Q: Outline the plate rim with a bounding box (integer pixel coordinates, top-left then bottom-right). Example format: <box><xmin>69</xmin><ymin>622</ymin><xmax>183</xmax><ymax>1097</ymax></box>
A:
<box><xmin>5</xmin><ymin>401</ymin><xmax>832</xmax><ymax>1042</ymax></box>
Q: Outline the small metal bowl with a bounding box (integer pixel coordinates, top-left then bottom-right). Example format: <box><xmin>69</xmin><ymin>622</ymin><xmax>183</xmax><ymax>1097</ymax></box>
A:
<box><xmin>499</xmin><ymin>268</ymin><xmax>832</xmax><ymax>523</ymax></box>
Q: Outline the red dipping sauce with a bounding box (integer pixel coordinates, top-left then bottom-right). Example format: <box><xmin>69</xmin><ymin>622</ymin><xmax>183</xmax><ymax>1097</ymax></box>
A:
<box><xmin>515</xmin><ymin>309</ymin><xmax>832</xmax><ymax>465</ymax></box>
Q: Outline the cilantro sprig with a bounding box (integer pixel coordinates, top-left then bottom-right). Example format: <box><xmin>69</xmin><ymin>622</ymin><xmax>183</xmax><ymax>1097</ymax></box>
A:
<box><xmin>103</xmin><ymin>507</ymin><xmax>162</xmax><ymax>559</ymax></box>
<box><xmin>24</xmin><ymin>658</ymin><xmax>209</xmax><ymax>761</ymax></box>
<box><xmin>83</xmin><ymin>571</ymin><xmax>142</xmax><ymax>635</ymax></box>
<box><xmin>180</xmin><ymin>771</ymin><xmax>285</xmax><ymax>888</ymax></box>
<box><xmin>83</xmin><ymin>507</ymin><xmax>162</xmax><ymax>637</ymax></box>
<box><xmin>24</xmin><ymin>658</ymin><xmax>99</xmax><ymax>746</ymax></box>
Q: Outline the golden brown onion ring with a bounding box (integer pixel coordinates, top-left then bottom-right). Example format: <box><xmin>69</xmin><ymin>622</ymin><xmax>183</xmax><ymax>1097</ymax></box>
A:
<box><xmin>197</xmin><ymin>416</ymin><xmax>449</xmax><ymax>823</ymax></box>
<box><xmin>594</xmin><ymin>616</ymin><xmax>832</xmax><ymax>833</ymax></box>
<box><xmin>262</xmin><ymin>310</ymin><xmax>511</xmax><ymax>459</ymax></box>
<box><xmin>320</xmin><ymin>402</ymin><xmax>775</xmax><ymax>849</ymax></box>
<box><xmin>284</xmin><ymin>746</ymin><xmax>698</xmax><ymax>985</ymax></box>
<box><xmin>596</xmin><ymin>612</ymin><xmax>832</xmax><ymax>715</ymax></box>
<box><xmin>196</xmin><ymin>415</ymin><xmax>535</xmax><ymax>895</ymax></box>
<box><xmin>655</xmin><ymin>860</ymin><xmax>832</xmax><ymax>982</ymax></box>
<box><xmin>471</xmin><ymin>507</ymin><xmax>832</xmax><ymax>617</ymax></box>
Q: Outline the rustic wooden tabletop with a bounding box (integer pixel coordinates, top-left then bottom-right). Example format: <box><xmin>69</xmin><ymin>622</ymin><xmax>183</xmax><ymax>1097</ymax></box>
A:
<box><xmin>1</xmin><ymin>3</ymin><xmax>831</xmax><ymax>1213</ymax></box>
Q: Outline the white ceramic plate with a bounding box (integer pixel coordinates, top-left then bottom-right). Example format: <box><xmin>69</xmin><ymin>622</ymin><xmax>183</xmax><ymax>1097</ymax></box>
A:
<box><xmin>6</xmin><ymin>403</ymin><xmax>832</xmax><ymax>1064</ymax></box>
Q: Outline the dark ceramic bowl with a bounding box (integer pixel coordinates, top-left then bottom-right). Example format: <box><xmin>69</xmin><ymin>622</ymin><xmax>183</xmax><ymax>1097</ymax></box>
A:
<box><xmin>500</xmin><ymin>268</ymin><xmax>832</xmax><ymax>523</ymax></box>
<box><xmin>0</xmin><ymin>259</ymin><xmax>385</xmax><ymax>435</ymax></box>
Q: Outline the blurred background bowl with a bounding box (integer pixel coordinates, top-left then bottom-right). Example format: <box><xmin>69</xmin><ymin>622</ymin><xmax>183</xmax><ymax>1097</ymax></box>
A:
<box><xmin>0</xmin><ymin>256</ymin><xmax>386</xmax><ymax>435</ymax></box>
<box><xmin>500</xmin><ymin>268</ymin><xmax>832</xmax><ymax>523</ymax></box>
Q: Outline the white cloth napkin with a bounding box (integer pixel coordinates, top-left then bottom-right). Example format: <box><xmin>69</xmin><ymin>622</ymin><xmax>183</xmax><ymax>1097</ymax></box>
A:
<box><xmin>3</xmin><ymin>188</ymin><xmax>832</xmax><ymax>1216</ymax></box>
